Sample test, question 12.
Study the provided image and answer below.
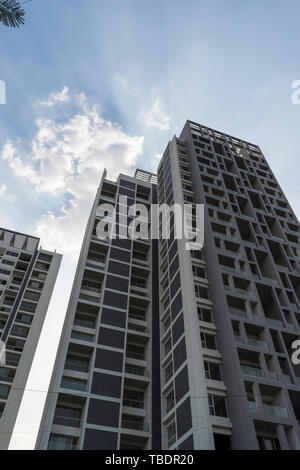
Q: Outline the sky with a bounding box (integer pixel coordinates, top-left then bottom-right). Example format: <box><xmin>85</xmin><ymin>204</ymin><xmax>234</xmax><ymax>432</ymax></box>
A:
<box><xmin>0</xmin><ymin>0</ymin><xmax>299</xmax><ymax>450</ymax></box>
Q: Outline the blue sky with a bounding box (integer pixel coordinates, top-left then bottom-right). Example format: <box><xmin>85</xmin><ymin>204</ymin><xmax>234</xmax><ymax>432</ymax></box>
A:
<box><xmin>1</xmin><ymin>0</ymin><xmax>300</xmax><ymax>449</ymax></box>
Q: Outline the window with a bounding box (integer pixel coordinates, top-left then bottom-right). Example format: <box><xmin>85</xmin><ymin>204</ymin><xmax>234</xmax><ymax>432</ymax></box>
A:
<box><xmin>73</xmin><ymin>313</ymin><xmax>96</xmax><ymax>329</ymax></box>
<box><xmin>195</xmin><ymin>285</ymin><xmax>209</xmax><ymax>299</ymax></box>
<box><xmin>198</xmin><ymin>307</ymin><xmax>213</xmax><ymax>323</ymax></box>
<box><xmin>204</xmin><ymin>361</ymin><xmax>222</xmax><ymax>381</ymax></box>
<box><xmin>11</xmin><ymin>325</ymin><xmax>28</xmax><ymax>338</ymax></box>
<box><xmin>64</xmin><ymin>354</ymin><xmax>89</xmax><ymax>373</ymax></box>
<box><xmin>123</xmin><ymin>389</ymin><xmax>144</xmax><ymax>409</ymax></box>
<box><xmin>0</xmin><ymin>269</ymin><xmax>11</xmax><ymax>276</ymax></box>
<box><xmin>61</xmin><ymin>377</ymin><xmax>86</xmax><ymax>392</ymax></box>
<box><xmin>53</xmin><ymin>406</ymin><xmax>81</xmax><ymax>428</ymax></box>
<box><xmin>35</xmin><ymin>261</ymin><xmax>49</xmax><ymax>271</ymax></box>
<box><xmin>70</xmin><ymin>331</ymin><xmax>94</xmax><ymax>343</ymax></box>
<box><xmin>257</xmin><ymin>436</ymin><xmax>280</xmax><ymax>450</ymax></box>
<box><xmin>126</xmin><ymin>344</ymin><xmax>145</xmax><ymax>361</ymax></box>
<box><xmin>165</xmin><ymin>362</ymin><xmax>173</xmax><ymax>383</ymax></box>
<box><xmin>5</xmin><ymin>352</ymin><xmax>20</xmax><ymax>367</ymax></box>
<box><xmin>201</xmin><ymin>332</ymin><xmax>217</xmax><ymax>350</ymax></box>
<box><xmin>192</xmin><ymin>266</ymin><xmax>206</xmax><ymax>279</ymax></box>
<box><xmin>24</xmin><ymin>291</ymin><xmax>40</xmax><ymax>302</ymax></box>
<box><xmin>191</xmin><ymin>250</ymin><xmax>202</xmax><ymax>260</ymax></box>
<box><xmin>166</xmin><ymin>389</ymin><xmax>175</xmax><ymax>413</ymax></box>
<box><xmin>164</xmin><ymin>337</ymin><xmax>172</xmax><ymax>356</ymax></box>
<box><xmin>15</xmin><ymin>313</ymin><xmax>33</xmax><ymax>325</ymax></box>
<box><xmin>6</xmin><ymin>338</ymin><xmax>25</xmax><ymax>352</ymax></box>
<box><xmin>19</xmin><ymin>301</ymin><xmax>37</xmax><ymax>313</ymax></box>
<box><xmin>6</xmin><ymin>251</ymin><xmax>18</xmax><ymax>258</ymax></box>
<box><xmin>38</xmin><ymin>253</ymin><xmax>53</xmax><ymax>263</ymax></box>
<box><xmin>208</xmin><ymin>394</ymin><xmax>228</xmax><ymax>417</ymax></box>
<box><xmin>48</xmin><ymin>434</ymin><xmax>78</xmax><ymax>450</ymax></box>
<box><xmin>0</xmin><ymin>384</ymin><xmax>10</xmax><ymax>399</ymax></box>
<box><xmin>0</xmin><ymin>367</ymin><xmax>15</xmax><ymax>382</ymax></box>
<box><xmin>167</xmin><ymin>421</ymin><xmax>176</xmax><ymax>447</ymax></box>
<box><xmin>2</xmin><ymin>259</ymin><xmax>15</xmax><ymax>266</ymax></box>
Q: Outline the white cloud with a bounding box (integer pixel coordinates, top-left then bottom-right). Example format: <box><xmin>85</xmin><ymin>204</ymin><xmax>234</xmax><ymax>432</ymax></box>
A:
<box><xmin>1</xmin><ymin>89</ymin><xmax>144</xmax><ymax>256</ymax></box>
<box><xmin>114</xmin><ymin>74</ymin><xmax>129</xmax><ymax>91</ymax></box>
<box><xmin>155</xmin><ymin>153</ymin><xmax>162</xmax><ymax>160</ymax></box>
<box><xmin>146</xmin><ymin>100</ymin><xmax>170</xmax><ymax>131</ymax></box>
<box><xmin>0</xmin><ymin>184</ymin><xmax>7</xmax><ymax>197</ymax></box>
<box><xmin>40</xmin><ymin>86</ymin><xmax>70</xmax><ymax>108</ymax></box>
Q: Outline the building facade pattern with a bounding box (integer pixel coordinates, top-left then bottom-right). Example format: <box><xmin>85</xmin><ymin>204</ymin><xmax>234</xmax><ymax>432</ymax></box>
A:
<box><xmin>0</xmin><ymin>228</ymin><xmax>62</xmax><ymax>449</ymax></box>
<box><xmin>36</xmin><ymin>121</ymin><xmax>300</xmax><ymax>450</ymax></box>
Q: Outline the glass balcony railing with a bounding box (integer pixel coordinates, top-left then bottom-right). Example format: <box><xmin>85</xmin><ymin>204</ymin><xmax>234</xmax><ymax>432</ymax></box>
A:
<box><xmin>281</xmin><ymin>373</ymin><xmax>292</xmax><ymax>384</ymax></box>
<box><xmin>123</xmin><ymin>399</ymin><xmax>144</xmax><ymax>409</ymax></box>
<box><xmin>234</xmin><ymin>334</ymin><xmax>243</xmax><ymax>344</ymax></box>
<box><xmin>121</xmin><ymin>419</ymin><xmax>149</xmax><ymax>432</ymax></box>
<box><xmin>53</xmin><ymin>415</ymin><xmax>81</xmax><ymax>428</ymax></box>
<box><xmin>229</xmin><ymin>308</ymin><xmax>248</xmax><ymax>319</ymax></box>
<box><xmin>241</xmin><ymin>365</ymin><xmax>265</xmax><ymax>378</ymax></box>
<box><xmin>247</xmin><ymin>337</ymin><xmax>269</xmax><ymax>351</ymax></box>
<box><xmin>266</xmin><ymin>317</ymin><xmax>284</xmax><ymax>328</ymax></box>
<box><xmin>268</xmin><ymin>370</ymin><xmax>279</xmax><ymax>381</ymax></box>
<box><xmin>249</xmin><ymin>403</ymin><xmax>290</xmax><ymax>419</ymax></box>
<box><xmin>126</xmin><ymin>351</ymin><xmax>145</xmax><ymax>361</ymax></box>
<box><xmin>125</xmin><ymin>365</ymin><xmax>150</xmax><ymax>377</ymax></box>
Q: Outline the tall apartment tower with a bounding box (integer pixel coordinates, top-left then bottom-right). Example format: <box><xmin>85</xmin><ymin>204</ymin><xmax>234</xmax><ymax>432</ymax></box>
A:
<box><xmin>37</xmin><ymin>169</ymin><xmax>160</xmax><ymax>451</ymax></box>
<box><xmin>0</xmin><ymin>228</ymin><xmax>62</xmax><ymax>449</ymax></box>
<box><xmin>36</xmin><ymin>121</ymin><xmax>300</xmax><ymax>450</ymax></box>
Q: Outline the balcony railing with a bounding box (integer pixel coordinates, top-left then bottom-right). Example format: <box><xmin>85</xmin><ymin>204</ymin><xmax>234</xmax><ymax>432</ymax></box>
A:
<box><xmin>249</xmin><ymin>403</ymin><xmax>290</xmax><ymax>419</ymax></box>
<box><xmin>266</xmin><ymin>318</ymin><xmax>284</xmax><ymax>328</ymax></box>
<box><xmin>121</xmin><ymin>419</ymin><xmax>149</xmax><ymax>432</ymax></box>
<box><xmin>125</xmin><ymin>365</ymin><xmax>150</xmax><ymax>377</ymax></box>
<box><xmin>123</xmin><ymin>399</ymin><xmax>144</xmax><ymax>409</ymax></box>
<box><xmin>241</xmin><ymin>365</ymin><xmax>265</xmax><ymax>378</ymax></box>
<box><xmin>281</xmin><ymin>373</ymin><xmax>292</xmax><ymax>384</ymax></box>
<box><xmin>168</xmin><ymin>435</ymin><xmax>176</xmax><ymax>447</ymax></box>
<box><xmin>64</xmin><ymin>359</ymin><xmax>89</xmax><ymax>373</ymax></box>
<box><xmin>126</xmin><ymin>351</ymin><xmax>145</xmax><ymax>361</ymax></box>
<box><xmin>268</xmin><ymin>370</ymin><xmax>279</xmax><ymax>382</ymax></box>
<box><xmin>53</xmin><ymin>415</ymin><xmax>81</xmax><ymax>428</ymax></box>
<box><xmin>247</xmin><ymin>337</ymin><xmax>269</xmax><ymax>351</ymax></box>
<box><xmin>229</xmin><ymin>308</ymin><xmax>248</xmax><ymax>319</ymax></box>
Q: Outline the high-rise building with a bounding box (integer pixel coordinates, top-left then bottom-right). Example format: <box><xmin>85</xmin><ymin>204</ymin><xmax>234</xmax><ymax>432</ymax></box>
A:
<box><xmin>0</xmin><ymin>228</ymin><xmax>62</xmax><ymax>449</ymax></box>
<box><xmin>36</xmin><ymin>121</ymin><xmax>300</xmax><ymax>450</ymax></box>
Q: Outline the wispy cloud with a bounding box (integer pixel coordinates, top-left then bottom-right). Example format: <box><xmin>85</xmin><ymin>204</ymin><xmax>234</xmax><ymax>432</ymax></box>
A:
<box><xmin>0</xmin><ymin>184</ymin><xmax>7</xmax><ymax>197</ymax></box>
<box><xmin>146</xmin><ymin>100</ymin><xmax>170</xmax><ymax>131</ymax></box>
<box><xmin>114</xmin><ymin>74</ymin><xmax>129</xmax><ymax>91</ymax></box>
<box><xmin>1</xmin><ymin>88</ymin><xmax>144</xmax><ymax>256</ymax></box>
<box><xmin>40</xmin><ymin>86</ymin><xmax>70</xmax><ymax>108</ymax></box>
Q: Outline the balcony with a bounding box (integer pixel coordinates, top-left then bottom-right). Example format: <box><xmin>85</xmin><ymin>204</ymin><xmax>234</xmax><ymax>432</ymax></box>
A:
<box><xmin>281</xmin><ymin>373</ymin><xmax>292</xmax><ymax>384</ymax></box>
<box><xmin>123</xmin><ymin>398</ymin><xmax>144</xmax><ymax>409</ymax></box>
<box><xmin>125</xmin><ymin>365</ymin><xmax>150</xmax><ymax>377</ymax></box>
<box><xmin>121</xmin><ymin>418</ymin><xmax>149</xmax><ymax>432</ymax></box>
<box><xmin>249</xmin><ymin>403</ymin><xmax>290</xmax><ymax>419</ymax></box>
<box><xmin>266</xmin><ymin>318</ymin><xmax>284</xmax><ymax>329</ymax></box>
<box><xmin>241</xmin><ymin>365</ymin><xmax>265</xmax><ymax>378</ymax></box>
<box><xmin>126</xmin><ymin>350</ymin><xmax>145</xmax><ymax>361</ymax></box>
<box><xmin>53</xmin><ymin>413</ymin><xmax>81</xmax><ymax>428</ymax></box>
<box><xmin>247</xmin><ymin>337</ymin><xmax>269</xmax><ymax>352</ymax></box>
<box><xmin>229</xmin><ymin>307</ymin><xmax>248</xmax><ymax>319</ymax></box>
